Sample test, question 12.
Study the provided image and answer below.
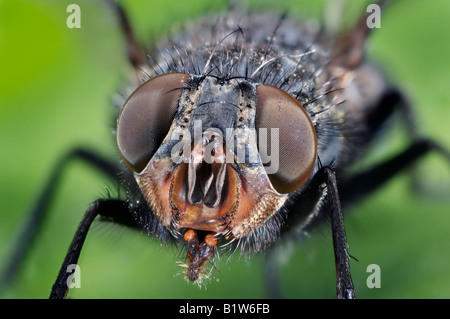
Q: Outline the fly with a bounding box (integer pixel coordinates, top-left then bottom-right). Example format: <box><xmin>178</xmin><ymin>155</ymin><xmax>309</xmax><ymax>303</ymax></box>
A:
<box><xmin>1</xmin><ymin>0</ymin><xmax>449</xmax><ymax>299</ymax></box>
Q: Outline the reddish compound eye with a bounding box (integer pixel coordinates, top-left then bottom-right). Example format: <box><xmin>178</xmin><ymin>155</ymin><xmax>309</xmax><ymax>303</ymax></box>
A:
<box><xmin>255</xmin><ymin>84</ymin><xmax>317</xmax><ymax>194</ymax></box>
<box><xmin>117</xmin><ymin>72</ymin><xmax>190</xmax><ymax>172</ymax></box>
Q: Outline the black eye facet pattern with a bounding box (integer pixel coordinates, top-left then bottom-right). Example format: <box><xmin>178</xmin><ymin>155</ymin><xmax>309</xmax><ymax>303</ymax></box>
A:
<box><xmin>255</xmin><ymin>85</ymin><xmax>317</xmax><ymax>194</ymax></box>
<box><xmin>117</xmin><ymin>72</ymin><xmax>190</xmax><ymax>172</ymax></box>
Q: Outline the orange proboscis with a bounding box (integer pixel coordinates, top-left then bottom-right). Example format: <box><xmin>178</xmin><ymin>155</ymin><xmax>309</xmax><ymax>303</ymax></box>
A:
<box><xmin>204</xmin><ymin>234</ymin><xmax>217</xmax><ymax>247</ymax></box>
<box><xmin>183</xmin><ymin>228</ymin><xmax>196</xmax><ymax>242</ymax></box>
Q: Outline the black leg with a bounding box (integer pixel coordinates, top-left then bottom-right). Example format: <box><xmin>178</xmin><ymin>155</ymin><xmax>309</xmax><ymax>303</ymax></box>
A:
<box><xmin>283</xmin><ymin>166</ymin><xmax>356</xmax><ymax>299</ymax></box>
<box><xmin>340</xmin><ymin>139</ymin><xmax>450</xmax><ymax>207</ymax></box>
<box><xmin>320</xmin><ymin>167</ymin><xmax>355</xmax><ymax>299</ymax></box>
<box><xmin>365</xmin><ymin>89</ymin><xmax>418</xmax><ymax>141</ymax></box>
<box><xmin>342</xmin><ymin>75</ymin><xmax>450</xmax><ymax>203</ymax></box>
<box><xmin>1</xmin><ymin>148</ymin><xmax>122</xmax><ymax>290</ymax></box>
<box><xmin>50</xmin><ymin>199</ymin><xmax>136</xmax><ymax>299</ymax></box>
<box><xmin>106</xmin><ymin>0</ymin><xmax>146</xmax><ymax>68</ymax></box>
<box><xmin>332</xmin><ymin>0</ymin><xmax>389</xmax><ymax>69</ymax></box>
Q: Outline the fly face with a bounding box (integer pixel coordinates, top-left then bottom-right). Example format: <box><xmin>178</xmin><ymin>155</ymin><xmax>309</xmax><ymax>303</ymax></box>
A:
<box><xmin>116</xmin><ymin>70</ymin><xmax>317</xmax><ymax>283</ymax></box>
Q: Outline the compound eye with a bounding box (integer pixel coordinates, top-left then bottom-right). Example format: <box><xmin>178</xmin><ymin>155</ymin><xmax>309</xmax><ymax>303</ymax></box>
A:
<box><xmin>117</xmin><ymin>72</ymin><xmax>190</xmax><ymax>172</ymax></box>
<box><xmin>255</xmin><ymin>85</ymin><xmax>317</xmax><ymax>194</ymax></box>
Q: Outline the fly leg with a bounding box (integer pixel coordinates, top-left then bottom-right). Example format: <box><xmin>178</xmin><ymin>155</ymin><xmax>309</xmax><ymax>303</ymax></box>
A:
<box><xmin>50</xmin><ymin>199</ymin><xmax>137</xmax><ymax>299</ymax></box>
<box><xmin>365</xmin><ymin>88</ymin><xmax>417</xmax><ymax>141</ymax></box>
<box><xmin>0</xmin><ymin>148</ymin><xmax>123</xmax><ymax>292</ymax></box>
<box><xmin>340</xmin><ymin>139</ymin><xmax>450</xmax><ymax>207</ymax></box>
<box><xmin>106</xmin><ymin>0</ymin><xmax>146</xmax><ymax>69</ymax></box>
<box><xmin>289</xmin><ymin>143</ymin><xmax>449</xmax><ymax>297</ymax></box>
<box><xmin>318</xmin><ymin>166</ymin><xmax>355</xmax><ymax>299</ymax></box>
<box><xmin>6</xmin><ymin>1</ymin><xmax>148</xmax><ymax>296</ymax></box>
<box><xmin>274</xmin><ymin>165</ymin><xmax>356</xmax><ymax>299</ymax></box>
<box><xmin>345</xmin><ymin>84</ymin><xmax>450</xmax><ymax>204</ymax></box>
<box><xmin>379</xmin><ymin>90</ymin><xmax>449</xmax><ymax>197</ymax></box>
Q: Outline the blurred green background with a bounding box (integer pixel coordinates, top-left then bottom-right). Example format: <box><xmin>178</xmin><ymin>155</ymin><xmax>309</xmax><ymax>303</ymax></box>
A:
<box><xmin>0</xmin><ymin>0</ymin><xmax>449</xmax><ymax>299</ymax></box>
